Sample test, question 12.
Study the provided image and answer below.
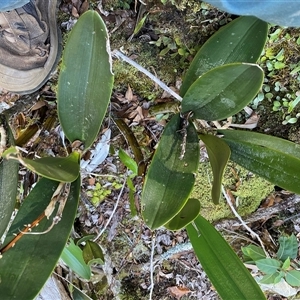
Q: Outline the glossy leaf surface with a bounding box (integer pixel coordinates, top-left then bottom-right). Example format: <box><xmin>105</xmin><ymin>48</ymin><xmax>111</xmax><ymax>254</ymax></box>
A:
<box><xmin>119</xmin><ymin>148</ymin><xmax>138</xmax><ymax>175</ymax></box>
<box><xmin>181</xmin><ymin>63</ymin><xmax>264</xmax><ymax>121</ymax></box>
<box><xmin>58</xmin><ymin>11</ymin><xmax>114</xmax><ymax>151</ymax></box>
<box><xmin>0</xmin><ymin>118</ymin><xmax>18</xmax><ymax>239</ymax></box>
<box><xmin>83</xmin><ymin>240</ymin><xmax>104</xmax><ymax>265</ymax></box>
<box><xmin>0</xmin><ymin>177</ymin><xmax>80</xmax><ymax>299</ymax></box>
<box><xmin>165</xmin><ymin>198</ymin><xmax>200</xmax><ymax>230</ymax></box>
<box><xmin>180</xmin><ymin>16</ymin><xmax>268</xmax><ymax>96</ymax></box>
<box><xmin>0</xmin><ymin>159</ymin><xmax>18</xmax><ymax>239</ymax></box>
<box><xmin>142</xmin><ymin>114</ymin><xmax>199</xmax><ymax>229</ymax></box>
<box><xmin>200</xmin><ymin>134</ymin><xmax>230</xmax><ymax>204</ymax></box>
<box><xmin>13</xmin><ymin>150</ymin><xmax>80</xmax><ymax>182</ymax></box>
<box><xmin>61</xmin><ymin>239</ymin><xmax>91</xmax><ymax>280</ymax></box>
<box><xmin>219</xmin><ymin>129</ymin><xmax>300</xmax><ymax>194</ymax></box>
<box><xmin>187</xmin><ymin>216</ymin><xmax>265</xmax><ymax>300</ymax></box>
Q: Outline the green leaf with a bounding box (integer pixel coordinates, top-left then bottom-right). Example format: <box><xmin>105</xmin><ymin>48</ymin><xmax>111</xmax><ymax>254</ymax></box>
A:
<box><xmin>282</xmin><ymin>257</ymin><xmax>291</xmax><ymax>271</ymax></box>
<box><xmin>181</xmin><ymin>63</ymin><xmax>264</xmax><ymax>121</ymax></box>
<box><xmin>0</xmin><ymin>118</ymin><xmax>19</xmax><ymax>239</ymax></box>
<box><xmin>141</xmin><ymin>114</ymin><xmax>199</xmax><ymax>229</ymax></box>
<box><xmin>256</xmin><ymin>258</ymin><xmax>281</xmax><ymax>274</ymax></box>
<box><xmin>0</xmin><ymin>159</ymin><xmax>18</xmax><ymax>239</ymax></box>
<box><xmin>165</xmin><ymin>198</ymin><xmax>201</xmax><ymax>230</ymax></box>
<box><xmin>187</xmin><ymin>216</ymin><xmax>265</xmax><ymax>300</ymax></box>
<box><xmin>119</xmin><ymin>148</ymin><xmax>138</xmax><ymax>175</ymax></box>
<box><xmin>286</xmin><ymin>270</ymin><xmax>300</xmax><ymax>286</ymax></box>
<box><xmin>277</xmin><ymin>234</ymin><xmax>298</xmax><ymax>260</ymax></box>
<box><xmin>57</xmin><ymin>11</ymin><xmax>114</xmax><ymax>151</ymax></box>
<box><xmin>274</xmin><ymin>271</ymin><xmax>285</xmax><ymax>284</ymax></box>
<box><xmin>274</xmin><ymin>61</ymin><xmax>285</xmax><ymax>70</ymax></box>
<box><xmin>72</xmin><ymin>288</ymin><xmax>93</xmax><ymax>300</ymax></box>
<box><xmin>5</xmin><ymin>150</ymin><xmax>80</xmax><ymax>182</ymax></box>
<box><xmin>241</xmin><ymin>245</ymin><xmax>266</xmax><ymax>262</ymax></box>
<box><xmin>82</xmin><ymin>240</ymin><xmax>104</xmax><ymax>265</ymax></box>
<box><xmin>259</xmin><ymin>272</ymin><xmax>280</xmax><ymax>284</ymax></box>
<box><xmin>200</xmin><ymin>134</ymin><xmax>230</xmax><ymax>204</ymax></box>
<box><xmin>133</xmin><ymin>13</ymin><xmax>148</xmax><ymax>35</ymax></box>
<box><xmin>180</xmin><ymin>16</ymin><xmax>268</xmax><ymax>96</ymax></box>
<box><xmin>219</xmin><ymin>129</ymin><xmax>300</xmax><ymax>194</ymax></box>
<box><xmin>61</xmin><ymin>239</ymin><xmax>91</xmax><ymax>280</ymax></box>
<box><xmin>0</xmin><ymin>177</ymin><xmax>80</xmax><ymax>299</ymax></box>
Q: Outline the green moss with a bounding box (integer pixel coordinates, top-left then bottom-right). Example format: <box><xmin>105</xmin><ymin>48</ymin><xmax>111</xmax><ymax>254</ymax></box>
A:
<box><xmin>101</xmin><ymin>0</ymin><xmax>133</xmax><ymax>10</ymax></box>
<box><xmin>191</xmin><ymin>161</ymin><xmax>274</xmax><ymax>222</ymax></box>
<box><xmin>110</xmin><ymin>1</ymin><xmax>231</xmax><ymax>100</ymax></box>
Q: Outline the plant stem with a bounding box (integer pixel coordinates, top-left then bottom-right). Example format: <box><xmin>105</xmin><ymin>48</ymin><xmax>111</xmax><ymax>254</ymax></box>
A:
<box><xmin>112</xmin><ymin>49</ymin><xmax>182</xmax><ymax>102</ymax></box>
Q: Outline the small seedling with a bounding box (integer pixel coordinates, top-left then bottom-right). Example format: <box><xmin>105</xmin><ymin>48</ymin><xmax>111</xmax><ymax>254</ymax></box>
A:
<box><xmin>242</xmin><ymin>234</ymin><xmax>300</xmax><ymax>287</ymax></box>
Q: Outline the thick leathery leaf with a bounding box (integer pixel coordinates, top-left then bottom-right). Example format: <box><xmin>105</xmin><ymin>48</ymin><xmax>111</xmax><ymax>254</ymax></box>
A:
<box><xmin>200</xmin><ymin>134</ymin><xmax>230</xmax><ymax>204</ymax></box>
<box><xmin>180</xmin><ymin>16</ymin><xmax>268</xmax><ymax>96</ymax></box>
<box><xmin>181</xmin><ymin>63</ymin><xmax>264</xmax><ymax>121</ymax></box>
<box><xmin>219</xmin><ymin>129</ymin><xmax>300</xmax><ymax>194</ymax></box>
<box><xmin>83</xmin><ymin>241</ymin><xmax>105</xmax><ymax>265</ymax></box>
<box><xmin>0</xmin><ymin>159</ymin><xmax>18</xmax><ymax>239</ymax></box>
<box><xmin>0</xmin><ymin>177</ymin><xmax>80</xmax><ymax>299</ymax></box>
<box><xmin>58</xmin><ymin>11</ymin><xmax>114</xmax><ymax>151</ymax></box>
<box><xmin>187</xmin><ymin>216</ymin><xmax>265</xmax><ymax>300</ymax></box>
<box><xmin>0</xmin><ymin>117</ymin><xmax>18</xmax><ymax>239</ymax></box>
<box><xmin>6</xmin><ymin>150</ymin><xmax>80</xmax><ymax>182</ymax></box>
<box><xmin>141</xmin><ymin>114</ymin><xmax>199</xmax><ymax>229</ymax></box>
<box><xmin>165</xmin><ymin>198</ymin><xmax>200</xmax><ymax>230</ymax></box>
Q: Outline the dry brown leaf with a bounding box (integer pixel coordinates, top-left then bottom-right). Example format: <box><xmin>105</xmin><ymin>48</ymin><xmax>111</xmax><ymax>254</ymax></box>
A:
<box><xmin>79</xmin><ymin>0</ymin><xmax>89</xmax><ymax>14</ymax></box>
<box><xmin>30</xmin><ymin>100</ymin><xmax>46</xmax><ymax>111</ymax></box>
<box><xmin>88</xmin><ymin>177</ymin><xmax>96</xmax><ymax>186</ymax></box>
<box><xmin>272</xmin><ymin>219</ymin><xmax>284</xmax><ymax>227</ymax></box>
<box><xmin>71</xmin><ymin>6</ymin><xmax>79</xmax><ymax>18</ymax></box>
<box><xmin>261</xmin><ymin>195</ymin><xmax>275</xmax><ymax>208</ymax></box>
<box><xmin>229</xmin><ymin>112</ymin><xmax>259</xmax><ymax>129</ymax></box>
<box><xmin>125</xmin><ymin>85</ymin><xmax>133</xmax><ymax>101</ymax></box>
<box><xmin>167</xmin><ymin>286</ymin><xmax>191</xmax><ymax>299</ymax></box>
<box><xmin>127</xmin><ymin>111</ymin><xmax>138</xmax><ymax>119</ymax></box>
<box><xmin>226</xmin><ymin>189</ymin><xmax>236</xmax><ymax>207</ymax></box>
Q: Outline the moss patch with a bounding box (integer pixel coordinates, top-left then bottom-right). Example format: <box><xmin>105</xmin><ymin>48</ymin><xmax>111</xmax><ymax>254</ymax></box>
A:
<box><xmin>191</xmin><ymin>161</ymin><xmax>274</xmax><ymax>222</ymax></box>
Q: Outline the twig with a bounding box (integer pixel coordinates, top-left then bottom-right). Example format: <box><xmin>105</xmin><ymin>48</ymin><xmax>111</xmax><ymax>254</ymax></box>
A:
<box><xmin>93</xmin><ymin>175</ymin><xmax>127</xmax><ymax>242</ymax></box>
<box><xmin>149</xmin><ymin>233</ymin><xmax>156</xmax><ymax>300</ymax></box>
<box><xmin>112</xmin><ymin>49</ymin><xmax>182</xmax><ymax>102</ymax></box>
<box><xmin>221</xmin><ymin>185</ymin><xmax>269</xmax><ymax>257</ymax></box>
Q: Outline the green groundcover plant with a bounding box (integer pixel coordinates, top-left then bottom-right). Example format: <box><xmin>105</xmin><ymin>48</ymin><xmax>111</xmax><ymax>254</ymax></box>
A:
<box><xmin>242</xmin><ymin>234</ymin><xmax>300</xmax><ymax>287</ymax></box>
<box><xmin>0</xmin><ymin>10</ymin><xmax>300</xmax><ymax>300</ymax></box>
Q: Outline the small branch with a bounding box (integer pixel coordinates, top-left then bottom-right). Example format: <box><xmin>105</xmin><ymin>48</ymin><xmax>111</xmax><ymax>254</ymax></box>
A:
<box><xmin>93</xmin><ymin>176</ymin><xmax>127</xmax><ymax>242</ymax></box>
<box><xmin>149</xmin><ymin>233</ymin><xmax>156</xmax><ymax>300</ymax></box>
<box><xmin>112</xmin><ymin>49</ymin><xmax>182</xmax><ymax>102</ymax></box>
<box><xmin>221</xmin><ymin>185</ymin><xmax>269</xmax><ymax>257</ymax></box>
